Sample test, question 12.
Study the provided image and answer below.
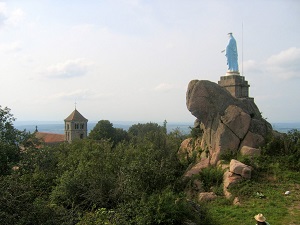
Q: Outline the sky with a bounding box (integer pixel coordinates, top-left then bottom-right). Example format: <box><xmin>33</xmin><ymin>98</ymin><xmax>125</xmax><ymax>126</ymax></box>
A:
<box><xmin>0</xmin><ymin>0</ymin><xmax>299</xmax><ymax>124</ymax></box>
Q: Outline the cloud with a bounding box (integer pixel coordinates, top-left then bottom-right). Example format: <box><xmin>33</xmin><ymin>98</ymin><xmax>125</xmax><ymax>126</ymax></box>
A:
<box><xmin>45</xmin><ymin>59</ymin><xmax>93</xmax><ymax>79</ymax></box>
<box><xmin>124</xmin><ymin>0</ymin><xmax>141</xmax><ymax>7</ymax></box>
<box><xmin>243</xmin><ymin>48</ymin><xmax>300</xmax><ymax>80</ymax></box>
<box><xmin>71</xmin><ymin>23</ymin><xmax>95</xmax><ymax>33</ymax></box>
<box><xmin>265</xmin><ymin>47</ymin><xmax>300</xmax><ymax>79</ymax></box>
<box><xmin>6</xmin><ymin>8</ymin><xmax>24</xmax><ymax>25</ymax></box>
<box><xmin>154</xmin><ymin>83</ymin><xmax>176</xmax><ymax>92</ymax></box>
<box><xmin>242</xmin><ymin>60</ymin><xmax>262</xmax><ymax>74</ymax></box>
<box><xmin>0</xmin><ymin>41</ymin><xmax>22</xmax><ymax>53</ymax></box>
<box><xmin>0</xmin><ymin>3</ymin><xmax>8</xmax><ymax>26</ymax></box>
<box><xmin>0</xmin><ymin>3</ymin><xmax>24</xmax><ymax>27</ymax></box>
<box><xmin>51</xmin><ymin>89</ymin><xmax>113</xmax><ymax>101</ymax></box>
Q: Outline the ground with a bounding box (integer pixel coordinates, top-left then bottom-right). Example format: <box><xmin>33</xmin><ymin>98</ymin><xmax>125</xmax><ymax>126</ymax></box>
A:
<box><xmin>206</xmin><ymin>172</ymin><xmax>300</xmax><ymax>225</ymax></box>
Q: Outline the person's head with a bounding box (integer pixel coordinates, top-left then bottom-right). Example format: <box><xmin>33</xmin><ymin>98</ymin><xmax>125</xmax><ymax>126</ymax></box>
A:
<box><xmin>254</xmin><ymin>213</ymin><xmax>267</xmax><ymax>225</ymax></box>
<box><xmin>227</xmin><ymin>32</ymin><xmax>233</xmax><ymax>38</ymax></box>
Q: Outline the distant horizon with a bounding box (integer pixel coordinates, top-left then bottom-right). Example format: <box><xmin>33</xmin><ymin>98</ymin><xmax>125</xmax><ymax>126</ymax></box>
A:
<box><xmin>14</xmin><ymin>120</ymin><xmax>300</xmax><ymax>134</ymax></box>
<box><xmin>13</xmin><ymin>120</ymin><xmax>195</xmax><ymax>125</ymax></box>
<box><xmin>13</xmin><ymin>120</ymin><xmax>300</xmax><ymax>125</ymax></box>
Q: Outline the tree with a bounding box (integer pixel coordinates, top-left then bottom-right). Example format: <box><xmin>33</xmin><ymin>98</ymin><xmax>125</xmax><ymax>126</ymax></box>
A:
<box><xmin>0</xmin><ymin>105</ymin><xmax>29</xmax><ymax>175</ymax></box>
<box><xmin>50</xmin><ymin>139</ymin><xmax>120</xmax><ymax>211</ymax></box>
<box><xmin>128</xmin><ymin>122</ymin><xmax>164</xmax><ymax>138</ymax></box>
<box><xmin>0</xmin><ymin>105</ymin><xmax>21</xmax><ymax>144</ymax></box>
<box><xmin>114</xmin><ymin>128</ymin><xmax>129</xmax><ymax>144</ymax></box>
<box><xmin>0</xmin><ymin>142</ymin><xmax>19</xmax><ymax>175</ymax></box>
<box><xmin>0</xmin><ymin>173</ymin><xmax>65</xmax><ymax>225</ymax></box>
<box><xmin>89</xmin><ymin>120</ymin><xmax>116</xmax><ymax>141</ymax></box>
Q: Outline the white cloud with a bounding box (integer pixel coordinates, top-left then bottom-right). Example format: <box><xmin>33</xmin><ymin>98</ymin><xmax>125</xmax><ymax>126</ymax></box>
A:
<box><xmin>0</xmin><ymin>41</ymin><xmax>22</xmax><ymax>53</ymax></box>
<box><xmin>154</xmin><ymin>83</ymin><xmax>176</xmax><ymax>92</ymax></box>
<box><xmin>44</xmin><ymin>59</ymin><xmax>93</xmax><ymax>79</ymax></box>
<box><xmin>265</xmin><ymin>47</ymin><xmax>300</xmax><ymax>79</ymax></box>
<box><xmin>71</xmin><ymin>23</ymin><xmax>95</xmax><ymax>33</ymax></box>
<box><xmin>51</xmin><ymin>89</ymin><xmax>113</xmax><ymax>101</ymax></box>
<box><xmin>123</xmin><ymin>0</ymin><xmax>141</xmax><ymax>7</ymax></box>
<box><xmin>243</xmin><ymin>48</ymin><xmax>300</xmax><ymax>80</ymax></box>
<box><xmin>0</xmin><ymin>3</ymin><xmax>24</xmax><ymax>27</ymax></box>
<box><xmin>6</xmin><ymin>8</ymin><xmax>24</xmax><ymax>25</ymax></box>
<box><xmin>242</xmin><ymin>60</ymin><xmax>262</xmax><ymax>74</ymax></box>
<box><xmin>0</xmin><ymin>3</ymin><xmax>8</xmax><ymax>26</ymax></box>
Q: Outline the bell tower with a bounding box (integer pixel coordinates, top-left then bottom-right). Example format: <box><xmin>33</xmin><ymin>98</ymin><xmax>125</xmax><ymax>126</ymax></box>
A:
<box><xmin>64</xmin><ymin>108</ymin><xmax>88</xmax><ymax>143</ymax></box>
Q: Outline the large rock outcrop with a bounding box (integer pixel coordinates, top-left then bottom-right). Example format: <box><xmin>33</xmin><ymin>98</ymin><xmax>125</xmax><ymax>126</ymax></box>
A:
<box><xmin>186</xmin><ymin>79</ymin><xmax>272</xmax><ymax>166</ymax></box>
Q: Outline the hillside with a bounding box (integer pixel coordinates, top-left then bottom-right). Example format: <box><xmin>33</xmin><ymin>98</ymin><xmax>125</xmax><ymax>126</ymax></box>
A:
<box><xmin>1</xmin><ymin>105</ymin><xmax>300</xmax><ymax>224</ymax></box>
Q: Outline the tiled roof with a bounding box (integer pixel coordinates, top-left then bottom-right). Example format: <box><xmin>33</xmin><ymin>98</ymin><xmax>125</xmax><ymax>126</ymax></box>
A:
<box><xmin>64</xmin><ymin>109</ymin><xmax>88</xmax><ymax>122</ymax></box>
<box><xmin>35</xmin><ymin>132</ymin><xmax>65</xmax><ymax>143</ymax></box>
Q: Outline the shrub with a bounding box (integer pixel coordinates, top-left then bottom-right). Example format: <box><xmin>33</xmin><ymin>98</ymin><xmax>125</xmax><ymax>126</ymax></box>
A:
<box><xmin>113</xmin><ymin>189</ymin><xmax>214</xmax><ymax>225</ymax></box>
<box><xmin>219</xmin><ymin>149</ymin><xmax>237</xmax><ymax>163</ymax></box>
<box><xmin>262</xmin><ymin>129</ymin><xmax>300</xmax><ymax>170</ymax></box>
<box><xmin>197</xmin><ymin>166</ymin><xmax>224</xmax><ymax>192</ymax></box>
<box><xmin>189</xmin><ymin>126</ymin><xmax>203</xmax><ymax>139</ymax></box>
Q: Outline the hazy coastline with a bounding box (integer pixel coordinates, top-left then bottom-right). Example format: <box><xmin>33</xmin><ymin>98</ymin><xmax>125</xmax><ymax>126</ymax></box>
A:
<box><xmin>14</xmin><ymin>121</ymin><xmax>300</xmax><ymax>135</ymax></box>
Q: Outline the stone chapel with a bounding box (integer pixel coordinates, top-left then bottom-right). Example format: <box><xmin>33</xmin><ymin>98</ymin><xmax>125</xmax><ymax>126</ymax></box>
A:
<box><xmin>64</xmin><ymin>108</ymin><xmax>88</xmax><ymax>143</ymax></box>
<box><xmin>35</xmin><ymin>108</ymin><xmax>88</xmax><ymax>145</ymax></box>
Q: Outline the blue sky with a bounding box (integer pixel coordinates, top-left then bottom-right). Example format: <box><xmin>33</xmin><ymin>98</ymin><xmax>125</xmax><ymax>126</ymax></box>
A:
<box><xmin>0</xmin><ymin>0</ymin><xmax>299</xmax><ymax>123</ymax></box>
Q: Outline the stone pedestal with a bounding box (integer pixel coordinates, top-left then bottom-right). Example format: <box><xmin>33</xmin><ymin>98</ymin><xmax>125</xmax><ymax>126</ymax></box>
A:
<box><xmin>218</xmin><ymin>72</ymin><xmax>250</xmax><ymax>98</ymax></box>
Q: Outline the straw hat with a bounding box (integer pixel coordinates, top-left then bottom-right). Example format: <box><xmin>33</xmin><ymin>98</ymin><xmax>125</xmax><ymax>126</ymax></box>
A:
<box><xmin>254</xmin><ymin>213</ymin><xmax>266</xmax><ymax>222</ymax></box>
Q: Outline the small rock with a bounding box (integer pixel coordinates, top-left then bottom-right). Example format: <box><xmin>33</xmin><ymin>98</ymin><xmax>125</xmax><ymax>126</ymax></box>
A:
<box><xmin>240</xmin><ymin>146</ymin><xmax>261</xmax><ymax>157</ymax></box>
<box><xmin>233</xmin><ymin>197</ymin><xmax>241</xmax><ymax>206</ymax></box>
<box><xmin>230</xmin><ymin>159</ymin><xmax>252</xmax><ymax>179</ymax></box>
<box><xmin>198</xmin><ymin>192</ymin><xmax>217</xmax><ymax>202</ymax></box>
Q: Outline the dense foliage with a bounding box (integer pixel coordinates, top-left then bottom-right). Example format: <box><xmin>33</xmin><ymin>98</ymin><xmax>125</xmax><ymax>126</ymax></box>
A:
<box><xmin>88</xmin><ymin>120</ymin><xmax>129</xmax><ymax>145</ymax></box>
<box><xmin>261</xmin><ymin>129</ymin><xmax>300</xmax><ymax>170</ymax></box>
<box><xmin>1</xmin><ymin>104</ymin><xmax>300</xmax><ymax>224</ymax></box>
<box><xmin>0</xmin><ymin>108</ymin><xmax>214</xmax><ymax>225</ymax></box>
<box><xmin>0</xmin><ymin>106</ymin><xmax>31</xmax><ymax>175</ymax></box>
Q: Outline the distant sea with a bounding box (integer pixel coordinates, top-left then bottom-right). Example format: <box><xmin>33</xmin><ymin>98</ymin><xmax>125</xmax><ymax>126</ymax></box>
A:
<box><xmin>13</xmin><ymin>121</ymin><xmax>300</xmax><ymax>135</ymax></box>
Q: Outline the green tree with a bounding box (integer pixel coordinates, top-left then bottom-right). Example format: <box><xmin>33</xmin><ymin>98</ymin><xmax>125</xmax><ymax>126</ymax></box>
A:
<box><xmin>29</xmin><ymin>121</ymin><xmax>188</xmax><ymax>224</ymax></box>
<box><xmin>0</xmin><ymin>142</ymin><xmax>19</xmax><ymax>175</ymax></box>
<box><xmin>286</xmin><ymin>129</ymin><xmax>300</xmax><ymax>170</ymax></box>
<box><xmin>114</xmin><ymin>128</ymin><xmax>129</xmax><ymax>144</ymax></box>
<box><xmin>50</xmin><ymin>139</ymin><xmax>120</xmax><ymax>211</ymax></box>
<box><xmin>128</xmin><ymin>122</ymin><xmax>167</xmax><ymax>149</ymax></box>
<box><xmin>89</xmin><ymin>120</ymin><xmax>129</xmax><ymax>146</ymax></box>
<box><xmin>89</xmin><ymin>120</ymin><xmax>116</xmax><ymax>141</ymax></box>
<box><xmin>128</xmin><ymin>122</ymin><xmax>165</xmax><ymax>138</ymax></box>
<box><xmin>112</xmin><ymin>188</ymin><xmax>213</xmax><ymax>225</ymax></box>
<box><xmin>0</xmin><ymin>105</ymin><xmax>30</xmax><ymax>175</ymax></box>
<box><xmin>0</xmin><ymin>173</ymin><xmax>66</xmax><ymax>225</ymax></box>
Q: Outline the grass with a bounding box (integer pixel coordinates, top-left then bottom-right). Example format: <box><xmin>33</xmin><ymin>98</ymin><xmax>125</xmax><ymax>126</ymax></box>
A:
<box><xmin>194</xmin><ymin>130</ymin><xmax>300</xmax><ymax>224</ymax></box>
<box><xmin>205</xmin><ymin>169</ymin><xmax>300</xmax><ymax>225</ymax></box>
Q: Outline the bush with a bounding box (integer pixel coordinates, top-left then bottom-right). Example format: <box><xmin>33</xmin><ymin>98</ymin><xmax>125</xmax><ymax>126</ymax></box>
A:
<box><xmin>113</xmin><ymin>189</ymin><xmax>214</xmax><ymax>225</ymax></box>
<box><xmin>219</xmin><ymin>149</ymin><xmax>237</xmax><ymax>163</ymax></box>
<box><xmin>196</xmin><ymin>166</ymin><xmax>224</xmax><ymax>192</ymax></box>
<box><xmin>262</xmin><ymin>129</ymin><xmax>300</xmax><ymax>170</ymax></box>
<box><xmin>189</xmin><ymin>126</ymin><xmax>203</xmax><ymax>139</ymax></box>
